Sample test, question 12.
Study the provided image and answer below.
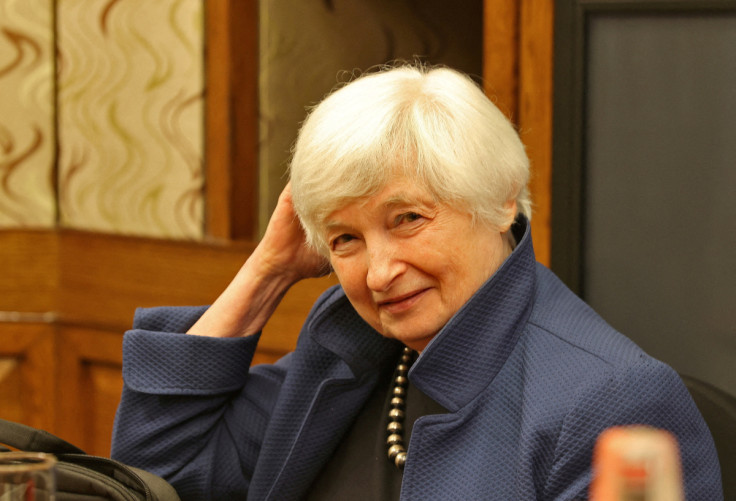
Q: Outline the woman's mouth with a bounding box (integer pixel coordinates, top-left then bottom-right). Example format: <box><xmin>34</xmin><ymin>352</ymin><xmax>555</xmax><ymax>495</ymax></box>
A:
<box><xmin>377</xmin><ymin>289</ymin><xmax>429</xmax><ymax>315</ymax></box>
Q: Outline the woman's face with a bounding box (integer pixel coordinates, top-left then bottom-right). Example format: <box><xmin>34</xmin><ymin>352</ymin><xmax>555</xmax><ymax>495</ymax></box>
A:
<box><xmin>325</xmin><ymin>179</ymin><xmax>513</xmax><ymax>352</ymax></box>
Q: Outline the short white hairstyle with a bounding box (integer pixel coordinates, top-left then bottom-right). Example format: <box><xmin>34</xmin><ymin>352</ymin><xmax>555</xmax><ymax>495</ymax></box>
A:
<box><xmin>289</xmin><ymin>63</ymin><xmax>531</xmax><ymax>255</ymax></box>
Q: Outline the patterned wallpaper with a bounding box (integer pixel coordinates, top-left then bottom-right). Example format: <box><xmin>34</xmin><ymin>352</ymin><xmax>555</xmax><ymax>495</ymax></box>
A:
<box><xmin>0</xmin><ymin>0</ymin><xmax>204</xmax><ymax>238</ymax></box>
<box><xmin>57</xmin><ymin>0</ymin><xmax>204</xmax><ymax>239</ymax></box>
<box><xmin>0</xmin><ymin>0</ymin><xmax>55</xmax><ymax>228</ymax></box>
<box><xmin>2</xmin><ymin>0</ymin><xmax>481</xmax><ymax>238</ymax></box>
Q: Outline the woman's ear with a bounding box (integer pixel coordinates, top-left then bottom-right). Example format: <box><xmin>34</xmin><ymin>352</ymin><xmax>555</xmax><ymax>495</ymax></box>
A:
<box><xmin>499</xmin><ymin>198</ymin><xmax>518</xmax><ymax>233</ymax></box>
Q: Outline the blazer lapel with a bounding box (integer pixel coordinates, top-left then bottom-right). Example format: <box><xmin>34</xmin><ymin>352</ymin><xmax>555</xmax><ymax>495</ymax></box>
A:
<box><xmin>258</xmin><ymin>371</ymin><xmax>378</xmax><ymax>500</ymax></box>
<box><xmin>249</xmin><ymin>287</ymin><xmax>399</xmax><ymax>500</ymax></box>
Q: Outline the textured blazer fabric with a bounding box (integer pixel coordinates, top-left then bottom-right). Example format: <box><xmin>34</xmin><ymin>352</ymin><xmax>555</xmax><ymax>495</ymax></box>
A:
<box><xmin>111</xmin><ymin>218</ymin><xmax>723</xmax><ymax>500</ymax></box>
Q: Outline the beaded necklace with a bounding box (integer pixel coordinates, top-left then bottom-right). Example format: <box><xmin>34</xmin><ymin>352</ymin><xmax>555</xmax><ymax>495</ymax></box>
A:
<box><xmin>386</xmin><ymin>346</ymin><xmax>416</xmax><ymax>470</ymax></box>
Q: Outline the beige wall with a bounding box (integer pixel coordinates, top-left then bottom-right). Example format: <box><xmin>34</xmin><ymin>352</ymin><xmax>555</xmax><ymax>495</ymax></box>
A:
<box><xmin>1</xmin><ymin>0</ymin><xmax>204</xmax><ymax>239</ymax></box>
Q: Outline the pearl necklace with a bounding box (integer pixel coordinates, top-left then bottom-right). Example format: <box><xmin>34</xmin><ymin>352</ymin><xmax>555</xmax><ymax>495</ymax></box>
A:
<box><xmin>386</xmin><ymin>346</ymin><xmax>415</xmax><ymax>470</ymax></box>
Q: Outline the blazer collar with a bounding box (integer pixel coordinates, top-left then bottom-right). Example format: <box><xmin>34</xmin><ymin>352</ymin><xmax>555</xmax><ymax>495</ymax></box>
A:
<box><xmin>307</xmin><ymin>289</ymin><xmax>401</xmax><ymax>377</ymax></box>
<box><xmin>307</xmin><ymin>216</ymin><xmax>537</xmax><ymax>409</ymax></box>
<box><xmin>410</xmin><ymin>216</ymin><xmax>536</xmax><ymax>411</ymax></box>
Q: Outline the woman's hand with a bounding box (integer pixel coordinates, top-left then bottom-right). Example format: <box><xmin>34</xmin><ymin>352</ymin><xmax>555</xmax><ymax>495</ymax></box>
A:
<box><xmin>187</xmin><ymin>183</ymin><xmax>330</xmax><ymax>338</ymax></box>
<box><xmin>252</xmin><ymin>183</ymin><xmax>330</xmax><ymax>283</ymax></box>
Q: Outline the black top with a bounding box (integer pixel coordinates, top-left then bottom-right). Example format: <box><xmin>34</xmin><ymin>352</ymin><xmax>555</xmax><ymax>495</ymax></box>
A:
<box><xmin>305</xmin><ymin>355</ymin><xmax>447</xmax><ymax>500</ymax></box>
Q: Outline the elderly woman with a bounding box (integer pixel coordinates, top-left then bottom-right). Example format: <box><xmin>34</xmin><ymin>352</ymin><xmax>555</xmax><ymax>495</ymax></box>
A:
<box><xmin>111</xmin><ymin>65</ymin><xmax>721</xmax><ymax>500</ymax></box>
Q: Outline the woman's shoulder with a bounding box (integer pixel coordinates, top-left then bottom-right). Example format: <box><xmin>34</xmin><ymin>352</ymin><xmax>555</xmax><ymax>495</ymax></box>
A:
<box><xmin>527</xmin><ymin>263</ymin><xmax>646</xmax><ymax>369</ymax></box>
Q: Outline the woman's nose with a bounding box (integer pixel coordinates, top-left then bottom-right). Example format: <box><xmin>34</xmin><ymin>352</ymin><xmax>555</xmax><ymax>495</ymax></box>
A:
<box><xmin>365</xmin><ymin>241</ymin><xmax>405</xmax><ymax>292</ymax></box>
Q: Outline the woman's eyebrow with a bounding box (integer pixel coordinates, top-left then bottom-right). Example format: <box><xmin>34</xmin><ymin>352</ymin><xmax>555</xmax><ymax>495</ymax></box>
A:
<box><xmin>324</xmin><ymin>220</ymin><xmax>353</xmax><ymax>234</ymax></box>
<box><xmin>324</xmin><ymin>194</ymin><xmax>434</xmax><ymax>230</ymax></box>
<box><xmin>381</xmin><ymin>194</ymin><xmax>430</xmax><ymax>210</ymax></box>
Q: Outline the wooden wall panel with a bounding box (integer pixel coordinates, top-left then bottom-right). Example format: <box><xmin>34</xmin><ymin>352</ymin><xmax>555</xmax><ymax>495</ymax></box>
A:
<box><xmin>87</xmin><ymin>363</ymin><xmax>125</xmax><ymax>456</ymax></box>
<box><xmin>483</xmin><ymin>0</ymin><xmax>554</xmax><ymax>266</ymax></box>
<box><xmin>0</xmin><ymin>323</ymin><xmax>56</xmax><ymax>431</ymax></box>
<box><xmin>205</xmin><ymin>0</ymin><xmax>259</xmax><ymax>241</ymax></box>
<box><xmin>483</xmin><ymin>0</ymin><xmax>519</xmax><ymax>118</ymax></box>
<box><xmin>57</xmin><ymin>231</ymin><xmax>253</xmax><ymax>329</ymax></box>
<box><xmin>0</xmin><ymin>229</ymin><xmax>337</xmax><ymax>454</ymax></box>
<box><xmin>519</xmin><ymin>0</ymin><xmax>554</xmax><ymax>266</ymax></box>
<box><xmin>0</xmin><ymin>358</ymin><xmax>25</xmax><ymax>425</ymax></box>
<box><xmin>0</xmin><ymin>231</ymin><xmax>57</xmax><ymax>313</ymax></box>
<box><xmin>56</xmin><ymin>327</ymin><xmax>123</xmax><ymax>456</ymax></box>
<box><xmin>55</xmin><ymin>230</ymin><xmax>336</xmax><ymax>333</ymax></box>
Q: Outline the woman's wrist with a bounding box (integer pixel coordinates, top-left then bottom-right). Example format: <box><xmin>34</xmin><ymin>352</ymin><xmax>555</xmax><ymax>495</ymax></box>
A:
<box><xmin>186</xmin><ymin>250</ymin><xmax>299</xmax><ymax>338</ymax></box>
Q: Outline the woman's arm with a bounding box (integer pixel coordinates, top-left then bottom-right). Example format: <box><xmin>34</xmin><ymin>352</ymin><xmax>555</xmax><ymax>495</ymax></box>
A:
<box><xmin>187</xmin><ymin>183</ymin><xmax>329</xmax><ymax>338</ymax></box>
<box><xmin>544</xmin><ymin>358</ymin><xmax>722</xmax><ymax>500</ymax></box>
<box><xmin>112</xmin><ymin>183</ymin><xmax>330</xmax><ymax>499</ymax></box>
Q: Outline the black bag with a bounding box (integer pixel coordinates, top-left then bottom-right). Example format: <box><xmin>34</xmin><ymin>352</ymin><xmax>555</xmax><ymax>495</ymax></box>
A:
<box><xmin>0</xmin><ymin>418</ymin><xmax>180</xmax><ymax>500</ymax></box>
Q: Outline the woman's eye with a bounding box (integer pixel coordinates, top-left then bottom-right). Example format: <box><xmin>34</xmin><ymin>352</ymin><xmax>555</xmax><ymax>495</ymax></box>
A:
<box><xmin>331</xmin><ymin>234</ymin><xmax>355</xmax><ymax>249</ymax></box>
<box><xmin>395</xmin><ymin>212</ymin><xmax>423</xmax><ymax>225</ymax></box>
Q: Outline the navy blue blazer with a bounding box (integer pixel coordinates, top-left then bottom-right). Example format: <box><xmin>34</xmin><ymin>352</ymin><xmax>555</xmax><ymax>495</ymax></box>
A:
<box><xmin>111</xmin><ymin>219</ymin><xmax>722</xmax><ymax>500</ymax></box>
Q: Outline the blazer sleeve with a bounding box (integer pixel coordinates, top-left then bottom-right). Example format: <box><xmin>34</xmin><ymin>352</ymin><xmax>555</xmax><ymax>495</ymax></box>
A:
<box><xmin>111</xmin><ymin>306</ymin><xmax>290</xmax><ymax>500</ymax></box>
<box><xmin>543</xmin><ymin>355</ymin><xmax>723</xmax><ymax>501</ymax></box>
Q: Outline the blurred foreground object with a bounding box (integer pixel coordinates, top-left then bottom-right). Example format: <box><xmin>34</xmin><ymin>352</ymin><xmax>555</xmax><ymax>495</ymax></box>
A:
<box><xmin>591</xmin><ymin>426</ymin><xmax>684</xmax><ymax>501</ymax></box>
<box><xmin>0</xmin><ymin>452</ymin><xmax>56</xmax><ymax>500</ymax></box>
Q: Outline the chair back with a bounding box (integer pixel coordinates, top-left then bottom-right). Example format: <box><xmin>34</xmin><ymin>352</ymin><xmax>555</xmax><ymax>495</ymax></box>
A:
<box><xmin>680</xmin><ymin>375</ymin><xmax>736</xmax><ymax>500</ymax></box>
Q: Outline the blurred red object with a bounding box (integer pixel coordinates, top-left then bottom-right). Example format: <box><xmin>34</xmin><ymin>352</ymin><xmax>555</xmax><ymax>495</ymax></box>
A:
<box><xmin>591</xmin><ymin>426</ymin><xmax>684</xmax><ymax>501</ymax></box>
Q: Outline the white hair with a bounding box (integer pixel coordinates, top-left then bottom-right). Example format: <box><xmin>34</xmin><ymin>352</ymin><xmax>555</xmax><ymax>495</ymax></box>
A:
<box><xmin>289</xmin><ymin>63</ymin><xmax>531</xmax><ymax>255</ymax></box>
